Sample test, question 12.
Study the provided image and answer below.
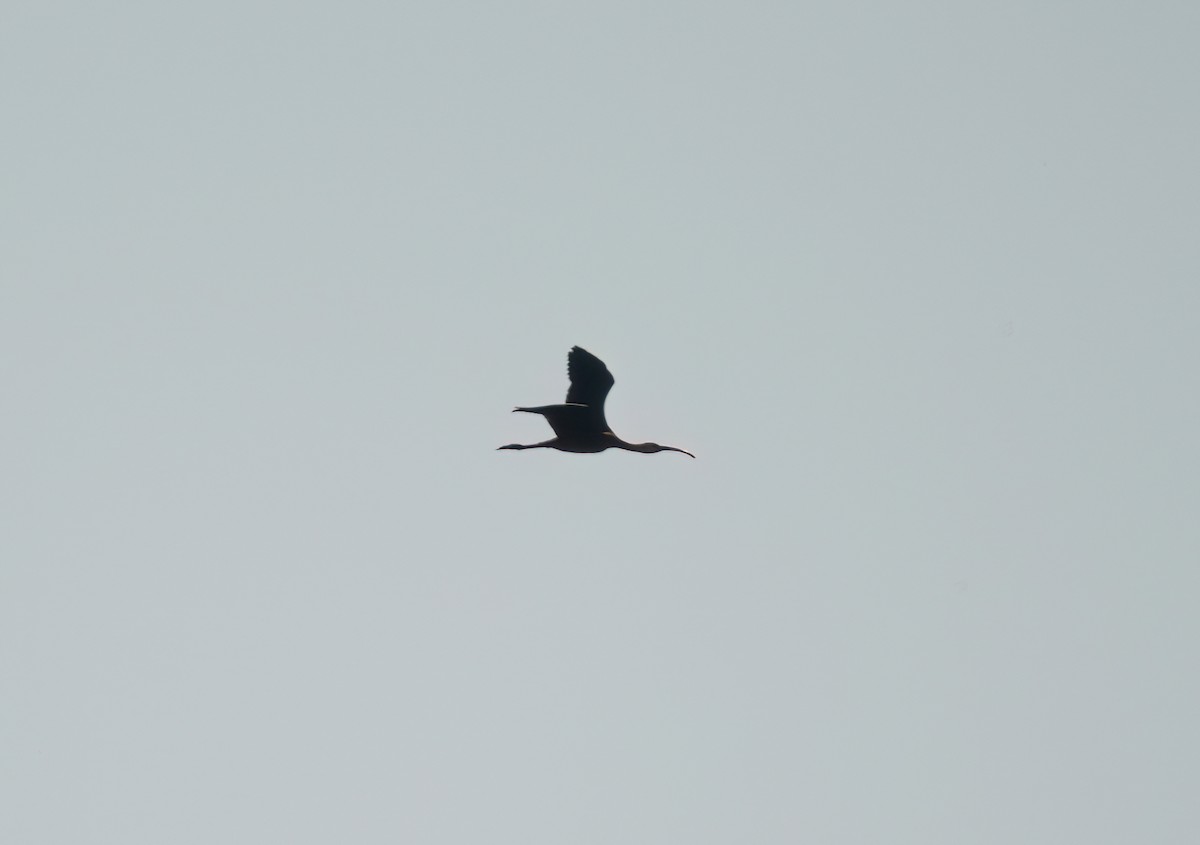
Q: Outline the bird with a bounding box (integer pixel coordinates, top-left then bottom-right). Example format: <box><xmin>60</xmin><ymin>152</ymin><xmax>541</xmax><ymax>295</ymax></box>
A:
<box><xmin>498</xmin><ymin>346</ymin><xmax>695</xmax><ymax>458</ymax></box>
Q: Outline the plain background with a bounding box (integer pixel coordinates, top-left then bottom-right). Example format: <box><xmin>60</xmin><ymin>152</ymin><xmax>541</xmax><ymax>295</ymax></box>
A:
<box><xmin>3</xmin><ymin>2</ymin><xmax>1197</xmax><ymax>843</ymax></box>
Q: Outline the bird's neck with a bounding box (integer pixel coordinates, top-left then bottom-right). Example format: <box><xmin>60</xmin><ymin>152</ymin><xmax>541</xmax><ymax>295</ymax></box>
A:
<box><xmin>613</xmin><ymin>440</ymin><xmax>659</xmax><ymax>454</ymax></box>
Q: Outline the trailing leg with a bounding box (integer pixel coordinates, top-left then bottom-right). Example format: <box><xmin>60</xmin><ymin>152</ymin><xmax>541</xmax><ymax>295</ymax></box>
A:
<box><xmin>496</xmin><ymin>439</ymin><xmax>557</xmax><ymax>452</ymax></box>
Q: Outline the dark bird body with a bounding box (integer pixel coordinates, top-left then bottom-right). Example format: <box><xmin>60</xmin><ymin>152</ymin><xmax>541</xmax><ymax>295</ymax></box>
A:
<box><xmin>499</xmin><ymin>347</ymin><xmax>695</xmax><ymax>458</ymax></box>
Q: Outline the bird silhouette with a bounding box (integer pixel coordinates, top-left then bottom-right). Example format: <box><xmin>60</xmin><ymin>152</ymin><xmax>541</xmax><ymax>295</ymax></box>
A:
<box><xmin>498</xmin><ymin>347</ymin><xmax>695</xmax><ymax>458</ymax></box>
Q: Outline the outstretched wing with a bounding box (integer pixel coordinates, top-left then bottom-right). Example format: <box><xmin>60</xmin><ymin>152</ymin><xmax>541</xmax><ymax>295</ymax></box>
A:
<box><xmin>565</xmin><ymin>346</ymin><xmax>614</xmax><ymax>432</ymax></box>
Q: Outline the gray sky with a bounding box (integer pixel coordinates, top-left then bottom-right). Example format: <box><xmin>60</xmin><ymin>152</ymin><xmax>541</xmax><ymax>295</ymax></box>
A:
<box><xmin>3</xmin><ymin>2</ymin><xmax>1198</xmax><ymax>843</ymax></box>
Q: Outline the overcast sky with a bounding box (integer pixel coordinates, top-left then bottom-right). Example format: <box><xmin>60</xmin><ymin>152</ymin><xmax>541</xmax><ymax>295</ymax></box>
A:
<box><xmin>3</xmin><ymin>2</ymin><xmax>1198</xmax><ymax>843</ymax></box>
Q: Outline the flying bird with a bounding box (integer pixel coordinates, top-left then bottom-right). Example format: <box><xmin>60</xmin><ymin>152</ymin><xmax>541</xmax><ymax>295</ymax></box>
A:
<box><xmin>499</xmin><ymin>347</ymin><xmax>695</xmax><ymax>458</ymax></box>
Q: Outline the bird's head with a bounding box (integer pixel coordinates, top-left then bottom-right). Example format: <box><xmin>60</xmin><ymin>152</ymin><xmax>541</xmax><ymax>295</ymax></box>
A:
<box><xmin>629</xmin><ymin>441</ymin><xmax>696</xmax><ymax>458</ymax></box>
